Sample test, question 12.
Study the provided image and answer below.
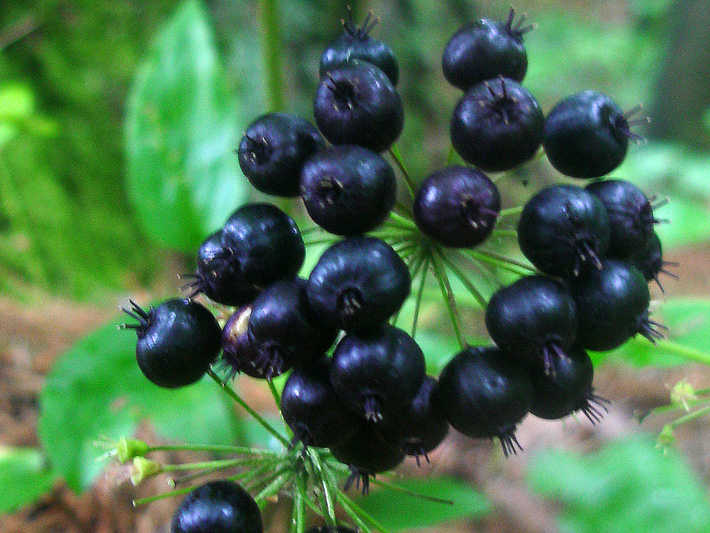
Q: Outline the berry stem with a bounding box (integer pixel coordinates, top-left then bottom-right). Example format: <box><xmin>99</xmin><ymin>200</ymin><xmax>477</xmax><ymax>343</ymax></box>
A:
<box><xmin>132</xmin><ymin>484</ymin><xmax>196</xmax><ymax>507</ymax></box>
<box><xmin>307</xmin><ymin>448</ymin><xmax>339</xmax><ymax>525</ymax></box>
<box><xmin>471</xmin><ymin>248</ymin><xmax>537</xmax><ymax>275</ymax></box>
<box><xmin>491</xmin><ymin>228</ymin><xmax>518</xmax><ymax>238</ymax></box>
<box><xmin>411</xmin><ymin>253</ymin><xmax>431</xmax><ymax>340</ymax></box>
<box><xmin>161</xmin><ymin>457</ymin><xmax>266</xmax><ymax>473</ymax></box>
<box><xmin>636</xmin><ymin>338</ymin><xmax>710</xmax><ymax>366</ymax></box>
<box><xmin>388</xmin><ymin>144</ymin><xmax>416</xmax><ymax>200</ymax></box>
<box><xmin>147</xmin><ymin>443</ymin><xmax>279</xmax><ymax>455</ymax></box>
<box><xmin>498</xmin><ymin>205</ymin><xmax>524</xmax><ymax>217</ymax></box>
<box><xmin>430</xmin><ymin>247</ymin><xmax>466</xmax><ymax>350</ymax></box>
<box><xmin>369</xmin><ymin>477</ymin><xmax>455</xmax><ymax>505</ymax></box>
<box><xmin>439</xmin><ymin>251</ymin><xmax>488</xmax><ymax>308</ymax></box>
<box><xmin>338</xmin><ymin>489</ymin><xmax>392</xmax><ymax>533</ymax></box>
<box><xmin>268</xmin><ymin>379</ymin><xmax>282</xmax><ymax>409</ymax></box>
<box><xmin>207</xmin><ymin>369</ymin><xmax>290</xmax><ymax>447</ymax></box>
<box><xmin>667</xmin><ymin>404</ymin><xmax>710</xmax><ymax>429</ymax></box>
<box><xmin>387</xmin><ymin>210</ymin><xmax>417</xmax><ymax>227</ymax></box>
<box><xmin>258</xmin><ymin>0</ymin><xmax>286</xmax><ymax>111</ymax></box>
<box><xmin>290</xmin><ymin>486</ymin><xmax>305</xmax><ymax>533</ymax></box>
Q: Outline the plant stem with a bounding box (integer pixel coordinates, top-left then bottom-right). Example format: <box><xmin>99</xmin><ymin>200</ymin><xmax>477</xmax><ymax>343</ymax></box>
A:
<box><xmin>499</xmin><ymin>205</ymin><xmax>523</xmax><ymax>217</ymax></box>
<box><xmin>369</xmin><ymin>477</ymin><xmax>454</xmax><ymax>505</ymax></box>
<box><xmin>668</xmin><ymin>404</ymin><xmax>710</xmax><ymax>429</ymax></box>
<box><xmin>207</xmin><ymin>369</ymin><xmax>289</xmax><ymax>447</ymax></box>
<box><xmin>147</xmin><ymin>444</ymin><xmax>278</xmax><ymax>455</ymax></box>
<box><xmin>641</xmin><ymin>338</ymin><xmax>710</xmax><ymax>366</ymax></box>
<box><xmin>491</xmin><ymin>228</ymin><xmax>518</xmax><ymax>238</ymax></box>
<box><xmin>388</xmin><ymin>210</ymin><xmax>416</xmax><ymax>227</ymax></box>
<box><xmin>430</xmin><ymin>247</ymin><xmax>466</xmax><ymax>350</ymax></box>
<box><xmin>439</xmin><ymin>251</ymin><xmax>488</xmax><ymax>308</ymax></box>
<box><xmin>258</xmin><ymin>0</ymin><xmax>285</xmax><ymax>111</ymax></box>
<box><xmin>388</xmin><ymin>145</ymin><xmax>415</xmax><ymax>199</ymax></box>
<box><xmin>411</xmin><ymin>253</ymin><xmax>430</xmax><ymax>340</ymax></box>
<box><xmin>473</xmin><ymin>248</ymin><xmax>536</xmax><ymax>274</ymax></box>
<box><xmin>338</xmin><ymin>490</ymin><xmax>393</xmax><ymax>533</ymax></box>
<box><xmin>307</xmin><ymin>448</ymin><xmax>339</xmax><ymax>525</ymax></box>
<box><xmin>162</xmin><ymin>457</ymin><xmax>262</xmax><ymax>472</ymax></box>
<box><xmin>268</xmin><ymin>379</ymin><xmax>281</xmax><ymax>409</ymax></box>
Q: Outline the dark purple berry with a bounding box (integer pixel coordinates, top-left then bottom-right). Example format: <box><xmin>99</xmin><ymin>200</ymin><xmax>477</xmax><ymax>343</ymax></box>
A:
<box><xmin>171</xmin><ymin>480</ymin><xmax>263</xmax><ymax>533</ymax></box>
<box><xmin>434</xmin><ymin>346</ymin><xmax>533</xmax><ymax>457</ymax></box>
<box><xmin>485</xmin><ymin>275</ymin><xmax>578</xmax><ymax>376</ymax></box>
<box><xmin>238</xmin><ymin>113</ymin><xmax>324</xmax><ymax>197</ymax></box>
<box><xmin>442</xmin><ymin>8</ymin><xmax>532</xmax><ymax>91</ymax></box>
<box><xmin>413</xmin><ymin>165</ymin><xmax>500</xmax><ymax>248</ymax></box>
<box><xmin>122</xmin><ymin>299</ymin><xmax>221</xmax><ymax>389</ymax></box>
<box><xmin>627</xmin><ymin>232</ymin><xmax>678</xmax><ymax>293</ymax></box>
<box><xmin>570</xmin><ymin>259</ymin><xmax>665</xmax><ymax>351</ymax></box>
<box><xmin>306</xmin><ymin>237</ymin><xmax>410</xmax><ymax>331</ymax></box>
<box><xmin>314</xmin><ymin>61</ymin><xmax>404</xmax><ymax>153</ymax></box>
<box><xmin>450</xmin><ymin>77</ymin><xmax>544</xmax><ymax>172</ymax></box>
<box><xmin>543</xmin><ymin>91</ymin><xmax>644</xmax><ymax>178</ymax></box>
<box><xmin>280</xmin><ymin>357</ymin><xmax>360</xmax><ymax>448</ymax></box>
<box><xmin>221</xmin><ymin>203</ymin><xmax>305</xmax><ymax>292</ymax></box>
<box><xmin>221</xmin><ymin>306</ymin><xmax>271</xmax><ymax>380</ymax></box>
<box><xmin>320</xmin><ymin>7</ymin><xmax>399</xmax><ymax>86</ymax></box>
<box><xmin>517</xmin><ymin>184</ymin><xmax>610</xmax><ymax>278</ymax></box>
<box><xmin>330</xmin><ymin>324</ymin><xmax>426</xmax><ymax>423</ymax></box>
<box><xmin>300</xmin><ymin>145</ymin><xmax>396</xmax><ymax>236</ymax></box>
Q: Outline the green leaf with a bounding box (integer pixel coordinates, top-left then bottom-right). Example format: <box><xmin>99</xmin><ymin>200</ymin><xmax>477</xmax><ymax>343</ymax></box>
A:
<box><xmin>0</xmin><ymin>447</ymin><xmax>56</xmax><ymax>514</ymax></box>
<box><xmin>38</xmin><ymin>316</ymin><xmax>238</xmax><ymax>493</ymax></box>
<box><xmin>527</xmin><ymin>435</ymin><xmax>710</xmax><ymax>533</ymax></box>
<box><xmin>655</xmin><ymin>196</ymin><xmax>710</xmax><ymax>250</ymax></box>
<box><xmin>125</xmin><ymin>0</ymin><xmax>249</xmax><ymax>252</ymax></box>
<box><xmin>357</xmin><ymin>477</ymin><xmax>490</xmax><ymax>531</ymax></box>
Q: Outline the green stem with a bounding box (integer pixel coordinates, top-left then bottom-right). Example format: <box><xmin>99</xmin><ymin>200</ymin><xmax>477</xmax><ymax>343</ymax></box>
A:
<box><xmin>388</xmin><ymin>210</ymin><xmax>416</xmax><ymax>227</ymax></box>
<box><xmin>307</xmin><ymin>448</ymin><xmax>338</xmax><ymax>526</ymax></box>
<box><xmin>499</xmin><ymin>205</ymin><xmax>523</xmax><ymax>217</ymax></box>
<box><xmin>491</xmin><ymin>228</ymin><xmax>517</xmax><ymax>238</ymax></box>
<box><xmin>388</xmin><ymin>145</ymin><xmax>415</xmax><ymax>200</ymax></box>
<box><xmin>445</xmin><ymin>143</ymin><xmax>455</xmax><ymax>165</ymax></box>
<box><xmin>473</xmin><ymin>248</ymin><xmax>537</xmax><ymax>274</ymax></box>
<box><xmin>268</xmin><ymin>379</ymin><xmax>281</xmax><ymax>409</ymax></box>
<box><xmin>369</xmin><ymin>477</ymin><xmax>454</xmax><ymax>505</ymax></box>
<box><xmin>338</xmin><ymin>490</ymin><xmax>393</xmax><ymax>533</ymax></box>
<box><xmin>639</xmin><ymin>338</ymin><xmax>710</xmax><ymax>366</ymax></box>
<box><xmin>259</xmin><ymin>0</ymin><xmax>285</xmax><ymax>111</ymax></box>
<box><xmin>440</xmin><ymin>251</ymin><xmax>488</xmax><ymax>308</ymax></box>
<box><xmin>133</xmin><ymin>484</ymin><xmax>196</xmax><ymax>507</ymax></box>
<box><xmin>162</xmin><ymin>457</ymin><xmax>263</xmax><ymax>472</ymax></box>
<box><xmin>147</xmin><ymin>444</ymin><xmax>277</xmax><ymax>455</ymax></box>
<box><xmin>668</xmin><ymin>404</ymin><xmax>710</xmax><ymax>429</ymax></box>
<box><xmin>291</xmin><ymin>482</ymin><xmax>305</xmax><ymax>533</ymax></box>
<box><xmin>207</xmin><ymin>369</ymin><xmax>289</xmax><ymax>447</ymax></box>
<box><xmin>411</xmin><ymin>253</ymin><xmax>430</xmax><ymax>340</ymax></box>
<box><xmin>430</xmin><ymin>248</ymin><xmax>466</xmax><ymax>350</ymax></box>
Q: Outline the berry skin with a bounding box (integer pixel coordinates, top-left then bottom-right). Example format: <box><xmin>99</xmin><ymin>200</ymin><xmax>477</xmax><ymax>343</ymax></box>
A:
<box><xmin>246</xmin><ymin>278</ymin><xmax>338</xmax><ymax>378</ymax></box>
<box><xmin>280</xmin><ymin>357</ymin><xmax>360</xmax><ymax>448</ymax></box>
<box><xmin>171</xmin><ymin>480</ymin><xmax>263</xmax><ymax>533</ymax></box>
<box><xmin>570</xmin><ymin>259</ymin><xmax>665</xmax><ymax>351</ymax></box>
<box><xmin>517</xmin><ymin>184</ymin><xmax>610</xmax><ymax>278</ymax></box>
<box><xmin>314</xmin><ymin>60</ymin><xmax>404</xmax><ymax>153</ymax></box>
<box><xmin>221</xmin><ymin>306</ymin><xmax>271</xmax><ymax>380</ymax></box>
<box><xmin>442</xmin><ymin>8</ymin><xmax>532</xmax><ymax>91</ymax></box>
<box><xmin>123</xmin><ymin>299</ymin><xmax>221</xmax><ymax>389</ymax></box>
<box><xmin>450</xmin><ymin>77</ymin><xmax>544</xmax><ymax>172</ymax></box>
<box><xmin>300</xmin><ymin>145</ymin><xmax>396</xmax><ymax>236</ymax></box>
<box><xmin>306</xmin><ymin>236</ymin><xmax>411</xmax><ymax>331</ymax></box>
<box><xmin>221</xmin><ymin>203</ymin><xmax>305</xmax><ymax>292</ymax></box>
<box><xmin>627</xmin><ymin>231</ymin><xmax>678</xmax><ymax>293</ymax></box>
<box><xmin>434</xmin><ymin>346</ymin><xmax>533</xmax><ymax>457</ymax></box>
<box><xmin>320</xmin><ymin>7</ymin><xmax>399</xmax><ymax>86</ymax></box>
<box><xmin>330</xmin><ymin>324</ymin><xmax>426</xmax><ymax>423</ymax></box>
<box><xmin>413</xmin><ymin>165</ymin><xmax>500</xmax><ymax>248</ymax></box>
<box><xmin>238</xmin><ymin>113</ymin><xmax>324</xmax><ymax>197</ymax></box>
<box><xmin>585</xmin><ymin>179</ymin><xmax>658</xmax><ymax>259</ymax></box>
<box><xmin>543</xmin><ymin>91</ymin><xmax>640</xmax><ymax>178</ymax></box>
<box><xmin>485</xmin><ymin>275</ymin><xmax>578</xmax><ymax>376</ymax></box>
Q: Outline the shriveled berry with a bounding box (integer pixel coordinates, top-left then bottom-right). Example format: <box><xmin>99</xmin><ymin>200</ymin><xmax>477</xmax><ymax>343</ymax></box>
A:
<box><xmin>314</xmin><ymin>60</ymin><xmax>404</xmax><ymax>153</ymax></box>
<box><xmin>413</xmin><ymin>165</ymin><xmax>500</xmax><ymax>247</ymax></box>
<box><xmin>123</xmin><ymin>299</ymin><xmax>221</xmax><ymax>389</ymax></box>
<box><xmin>280</xmin><ymin>357</ymin><xmax>360</xmax><ymax>448</ymax></box>
<box><xmin>330</xmin><ymin>324</ymin><xmax>426</xmax><ymax>423</ymax></box>
<box><xmin>434</xmin><ymin>346</ymin><xmax>533</xmax><ymax>457</ymax></box>
<box><xmin>300</xmin><ymin>145</ymin><xmax>396</xmax><ymax>235</ymax></box>
<box><xmin>543</xmin><ymin>91</ymin><xmax>643</xmax><ymax>178</ymax></box>
<box><xmin>320</xmin><ymin>7</ymin><xmax>399</xmax><ymax>86</ymax></box>
<box><xmin>450</xmin><ymin>77</ymin><xmax>544</xmax><ymax>172</ymax></box>
<box><xmin>442</xmin><ymin>8</ymin><xmax>532</xmax><ymax>91</ymax></box>
<box><xmin>307</xmin><ymin>237</ymin><xmax>410</xmax><ymax>331</ymax></box>
<box><xmin>485</xmin><ymin>275</ymin><xmax>578</xmax><ymax>376</ymax></box>
<box><xmin>171</xmin><ymin>480</ymin><xmax>262</xmax><ymax>533</ymax></box>
<box><xmin>517</xmin><ymin>184</ymin><xmax>610</xmax><ymax>277</ymax></box>
<box><xmin>238</xmin><ymin>113</ymin><xmax>324</xmax><ymax>197</ymax></box>
<box><xmin>570</xmin><ymin>259</ymin><xmax>665</xmax><ymax>351</ymax></box>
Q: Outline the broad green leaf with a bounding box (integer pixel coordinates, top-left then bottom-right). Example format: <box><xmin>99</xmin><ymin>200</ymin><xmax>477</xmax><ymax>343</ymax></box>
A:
<box><xmin>0</xmin><ymin>447</ymin><xmax>56</xmax><ymax>514</ymax></box>
<box><xmin>527</xmin><ymin>435</ymin><xmax>710</xmax><ymax>533</ymax></box>
<box><xmin>125</xmin><ymin>0</ymin><xmax>249</xmax><ymax>252</ymax></box>
<box><xmin>39</xmin><ymin>317</ymin><xmax>238</xmax><ymax>493</ymax></box>
<box><xmin>357</xmin><ymin>477</ymin><xmax>490</xmax><ymax>531</ymax></box>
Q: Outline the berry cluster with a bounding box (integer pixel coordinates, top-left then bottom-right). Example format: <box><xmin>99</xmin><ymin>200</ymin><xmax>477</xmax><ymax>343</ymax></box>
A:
<box><xmin>120</xmin><ymin>7</ymin><xmax>675</xmax><ymax>532</ymax></box>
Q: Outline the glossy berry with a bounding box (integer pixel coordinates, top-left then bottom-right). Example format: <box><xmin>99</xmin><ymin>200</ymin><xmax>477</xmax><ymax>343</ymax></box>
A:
<box><xmin>330</xmin><ymin>324</ymin><xmax>426</xmax><ymax>423</ymax></box>
<box><xmin>570</xmin><ymin>259</ymin><xmax>665</xmax><ymax>351</ymax></box>
<box><xmin>246</xmin><ymin>278</ymin><xmax>338</xmax><ymax>378</ymax></box>
<box><xmin>331</xmin><ymin>422</ymin><xmax>406</xmax><ymax>495</ymax></box>
<box><xmin>221</xmin><ymin>306</ymin><xmax>271</xmax><ymax>380</ymax></box>
<box><xmin>485</xmin><ymin>275</ymin><xmax>578</xmax><ymax>376</ymax></box>
<box><xmin>238</xmin><ymin>113</ymin><xmax>324</xmax><ymax>197</ymax></box>
<box><xmin>378</xmin><ymin>376</ymin><xmax>449</xmax><ymax>465</ymax></box>
<box><xmin>171</xmin><ymin>480</ymin><xmax>263</xmax><ymax>533</ymax></box>
<box><xmin>314</xmin><ymin>60</ymin><xmax>404</xmax><ymax>153</ymax></box>
<box><xmin>183</xmin><ymin>231</ymin><xmax>259</xmax><ymax>307</ymax></box>
<box><xmin>442</xmin><ymin>8</ymin><xmax>532</xmax><ymax>91</ymax></box>
<box><xmin>307</xmin><ymin>236</ymin><xmax>410</xmax><ymax>331</ymax></box>
<box><xmin>628</xmin><ymin>231</ymin><xmax>678</xmax><ymax>293</ymax></box>
<box><xmin>280</xmin><ymin>357</ymin><xmax>360</xmax><ymax>448</ymax></box>
<box><xmin>586</xmin><ymin>179</ymin><xmax>659</xmax><ymax>258</ymax></box>
<box><xmin>413</xmin><ymin>165</ymin><xmax>500</xmax><ymax>247</ymax></box>
<box><xmin>123</xmin><ymin>299</ymin><xmax>221</xmax><ymax>389</ymax></box>
<box><xmin>435</xmin><ymin>346</ymin><xmax>533</xmax><ymax>457</ymax></box>
<box><xmin>517</xmin><ymin>184</ymin><xmax>610</xmax><ymax>277</ymax></box>
<box><xmin>221</xmin><ymin>203</ymin><xmax>305</xmax><ymax>292</ymax></box>
<box><xmin>300</xmin><ymin>145</ymin><xmax>396</xmax><ymax>235</ymax></box>
<box><xmin>543</xmin><ymin>91</ymin><xmax>643</xmax><ymax>178</ymax></box>
<box><xmin>450</xmin><ymin>77</ymin><xmax>544</xmax><ymax>172</ymax></box>
<box><xmin>527</xmin><ymin>344</ymin><xmax>609</xmax><ymax>423</ymax></box>
<box><xmin>320</xmin><ymin>7</ymin><xmax>399</xmax><ymax>86</ymax></box>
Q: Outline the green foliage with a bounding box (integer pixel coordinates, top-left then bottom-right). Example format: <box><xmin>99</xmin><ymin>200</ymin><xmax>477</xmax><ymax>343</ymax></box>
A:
<box><xmin>38</xmin><ymin>316</ymin><xmax>240</xmax><ymax>493</ymax></box>
<box><xmin>0</xmin><ymin>447</ymin><xmax>56</xmax><ymax>514</ymax></box>
<box><xmin>527</xmin><ymin>435</ymin><xmax>710</xmax><ymax>533</ymax></box>
<box><xmin>125</xmin><ymin>0</ymin><xmax>251</xmax><ymax>252</ymax></box>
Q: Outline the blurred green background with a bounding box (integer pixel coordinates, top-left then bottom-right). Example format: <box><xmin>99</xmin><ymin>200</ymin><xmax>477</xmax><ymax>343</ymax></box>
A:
<box><xmin>1</xmin><ymin>0</ymin><xmax>710</xmax><ymax>531</ymax></box>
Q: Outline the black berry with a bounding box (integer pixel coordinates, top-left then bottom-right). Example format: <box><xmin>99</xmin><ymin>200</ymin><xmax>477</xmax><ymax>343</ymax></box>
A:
<box><xmin>627</xmin><ymin>231</ymin><xmax>678</xmax><ymax>293</ymax></box>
